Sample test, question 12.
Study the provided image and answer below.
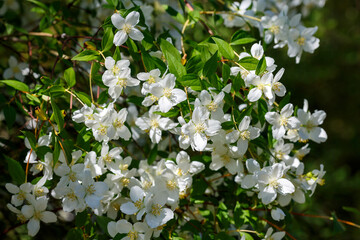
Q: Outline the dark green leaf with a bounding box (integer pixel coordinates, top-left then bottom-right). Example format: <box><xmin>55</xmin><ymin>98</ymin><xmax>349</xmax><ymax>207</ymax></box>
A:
<box><xmin>64</xmin><ymin>67</ymin><xmax>76</xmax><ymax>88</ymax></box>
<box><xmin>203</xmin><ymin>51</ymin><xmax>219</xmax><ymax>78</ymax></box>
<box><xmin>96</xmin><ymin>216</ymin><xmax>112</xmax><ymax>236</ymax></box>
<box><xmin>230</xmin><ymin>38</ymin><xmax>256</xmax><ymax>46</ymax></box>
<box><xmin>66</xmin><ymin>228</ymin><xmax>83</xmax><ymax>240</ymax></box>
<box><xmin>212</xmin><ymin>37</ymin><xmax>235</xmax><ymax>60</ymax></box>
<box><xmin>6</xmin><ymin>156</ymin><xmax>25</xmax><ymax>184</ymax></box>
<box><xmin>51</xmin><ymin>99</ymin><xmax>64</xmax><ymax>132</ymax></box>
<box><xmin>148</xmin><ymin>144</ymin><xmax>158</xmax><ymax>165</ymax></box>
<box><xmin>0</xmin><ymin>80</ymin><xmax>29</xmax><ymax>92</ymax></box>
<box><xmin>222</xmin><ymin>64</ymin><xmax>230</xmax><ymax>82</ymax></box>
<box><xmin>75</xmin><ymin>91</ymin><xmax>92</xmax><ymax>106</ymax></box>
<box><xmin>238</xmin><ymin>57</ymin><xmax>259</xmax><ymax>71</ymax></box>
<box><xmin>255</xmin><ymin>57</ymin><xmax>267</xmax><ymax>75</ymax></box>
<box><xmin>160</xmin><ymin>39</ymin><xmax>186</xmax><ymax>78</ymax></box>
<box><xmin>279</xmin><ymin>92</ymin><xmax>291</xmax><ymax>109</ymax></box>
<box><xmin>22</xmin><ymin>131</ymin><xmax>37</xmax><ymax>149</ymax></box>
<box><xmin>4</xmin><ymin>105</ymin><xmax>16</xmax><ymax>128</ymax></box>
<box><xmin>72</xmin><ymin>50</ymin><xmax>100</xmax><ymax>61</ymax></box>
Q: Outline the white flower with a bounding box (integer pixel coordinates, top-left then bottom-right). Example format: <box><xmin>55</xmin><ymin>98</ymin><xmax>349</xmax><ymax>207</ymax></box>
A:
<box><xmin>108</xmin><ymin>108</ymin><xmax>132</xmax><ymax>141</ymax></box>
<box><xmin>103</xmin><ymin>67</ymin><xmax>140</xmax><ymax>99</ymax></box>
<box><xmin>5</xmin><ymin>182</ymin><xmax>33</xmax><ymax>207</ymax></box>
<box><xmin>241</xmin><ymin>158</ymin><xmax>261</xmax><ymax>189</ymax></box>
<box><xmin>120</xmin><ymin>185</ymin><xmax>147</xmax><ymax>220</ymax></box>
<box><xmin>135</xmin><ymin>106</ymin><xmax>177</xmax><ymax>143</ymax></box>
<box><xmin>75</xmin><ymin>171</ymin><xmax>108</xmax><ymax>210</ymax></box>
<box><xmin>111</xmin><ymin>11</ymin><xmax>144</xmax><ymax>46</ymax></box>
<box><xmin>297</xmin><ymin>99</ymin><xmax>327</xmax><ymax>143</ymax></box>
<box><xmin>265</xmin><ymin>103</ymin><xmax>300</xmax><ymax>139</ymax></box>
<box><xmin>262</xmin><ymin>227</ymin><xmax>285</xmax><ymax>240</ymax></box>
<box><xmin>107</xmin><ymin>219</ymin><xmax>148</xmax><ymax>239</ymax></box>
<box><xmin>195</xmin><ymin>90</ymin><xmax>225</xmax><ymax>121</ymax></box>
<box><xmin>3</xmin><ymin>56</ymin><xmax>29</xmax><ymax>81</ymax></box>
<box><xmin>103</xmin><ymin>57</ymin><xmax>130</xmax><ymax>81</ymax></box>
<box><xmin>21</xmin><ymin>196</ymin><xmax>57</xmax><ymax>237</ymax></box>
<box><xmin>149</xmin><ymin>73</ymin><xmax>186</xmax><ymax>113</ymax></box>
<box><xmin>271</xmin><ymin>208</ymin><xmax>286</xmax><ymax>221</ymax></box>
<box><xmin>226</xmin><ymin>116</ymin><xmax>260</xmax><ymax>154</ymax></box>
<box><xmin>262</xmin><ymin>15</ymin><xmax>288</xmax><ymax>44</ymax></box>
<box><xmin>287</xmin><ymin>26</ymin><xmax>320</xmax><ymax>63</ymax></box>
<box><xmin>182</xmin><ymin>106</ymin><xmax>221</xmax><ymax>151</ymax></box>
<box><xmin>257</xmin><ymin>163</ymin><xmax>295</xmax><ymax>205</ymax></box>
<box><xmin>137</xmin><ymin>69</ymin><xmax>161</xmax><ymax>95</ymax></box>
<box><xmin>248</xmin><ymin>73</ymin><xmax>274</xmax><ymax>102</ymax></box>
<box><xmin>144</xmin><ymin>192</ymin><xmax>174</xmax><ymax>228</ymax></box>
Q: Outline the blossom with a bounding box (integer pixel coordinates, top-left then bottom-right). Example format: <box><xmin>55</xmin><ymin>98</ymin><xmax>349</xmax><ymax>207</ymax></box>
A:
<box><xmin>3</xmin><ymin>56</ymin><xmax>29</xmax><ymax>81</ymax></box>
<box><xmin>226</xmin><ymin>116</ymin><xmax>260</xmax><ymax>154</ymax></box>
<box><xmin>5</xmin><ymin>182</ymin><xmax>33</xmax><ymax>207</ymax></box>
<box><xmin>182</xmin><ymin>106</ymin><xmax>221</xmax><ymax>151</ymax></box>
<box><xmin>297</xmin><ymin>99</ymin><xmax>327</xmax><ymax>143</ymax></box>
<box><xmin>257</xmin><ymin>163</ymin><xmax>295</xmax><ymax>204</ymax></box>
<box><xmin>135</xmin><ymin>106</ymin><xmax>177</xmax><ymax>143</ymax></box>
<box><xmin>103</xmin><ymin>67</ymin><xmax>140</xmax><ymax>99</ymax></box>
<box><xmin>111</xmin><ymin>11</ymin><xmax>144</xmax><ymax>46</ymax></box>
<box><xmin>144</xmin><ymin>192</ymin><xmax>174</xmax><ymax>228</ymax></box>
<box><xmin>288</xmin><ymin>26</ymin><xmax>320</xmax><ymax>63</ymax></box>
<box><xmin>247</xmin><ymin>73</ymin><xmax>274</xmax><ymax>102</ymax></box>
<box><xmin>120</xmin><ymin>185</ymin><xmax>147</xmax><ymax>220</ymax></box>
<box><xmin>21</xmin><ymin>196</ymin><xmax>57</xmax><ymax>236</ymax></box>
<box><xmin>262</xmin><ymin>227</ymin><xmax>285</xmax><ymax>240</ymax></box>
<box><xmin>149</xmin><ymin>73</ymin><xmax>186</xmax><ymax>113</ymax></box>
<box><xmin>107</xmin><ymin>219</ymin><xmax>148</xmax><ymax>239</ymax></box>
<box><xmin>265</xmin><ymin>103</ymin><xmax>301</xmax><ymax>139</ymax></box>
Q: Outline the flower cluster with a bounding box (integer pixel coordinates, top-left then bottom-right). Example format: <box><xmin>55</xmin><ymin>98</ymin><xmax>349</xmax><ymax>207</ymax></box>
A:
<box><xmin>3</xmin><ymin>1</ymin><xmax>328</xmax><ymax>239</ymax></box>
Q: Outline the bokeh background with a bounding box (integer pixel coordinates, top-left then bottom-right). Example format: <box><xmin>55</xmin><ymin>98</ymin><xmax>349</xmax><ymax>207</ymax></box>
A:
<box><xmin>0</xmin><ymin>0</ymin><xmax>359</xmax><ymax>239</ymax></box>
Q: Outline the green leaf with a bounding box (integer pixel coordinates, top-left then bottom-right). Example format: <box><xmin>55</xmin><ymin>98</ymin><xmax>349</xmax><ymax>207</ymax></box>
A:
<box><xmin>66</xmin><ymin>229</ymin><xmax>83</xmax><ymax>240</ymax></box>
<box><xmin>72</xmin><ymin>50</ymin><xmax>100</xmax><ymax>61</ymax></box>
<box><xmin>233</xmin><ymin>73</ymin><xmax>244</xmax><ymax>92</ymax></box>
<box><xmin>113</xmin><ymin>46</ymin><xmax>121</xmax><ymax>61</ymax></box>
<box><xmin>178</xmin><ymin>74</ymin><xmax>201</xmax><ymax>91</ymax></box>
<box><xmin>212</xmin><ymin>37</ymin><xmax>235</xmax><ymax>60</ymax></box>
<box><xmin>230</xmin><ymin>38</ymin><xmax>256</xmax><ymax>46</ymax></box>
<box><xmin>257</xmin><ymin>98</ymin><xmax>268</xmax><ymax>126</ymax></box>
<box><xmin>51</xmin><ymin>99</ymin><xmax>64</xmax><ymax>132</ymax></box>
<box><xmin>96</xmin><ymin>216</ymin><xmax>112</xmax><ymax>236</ymax></box>
<box><xmin>0</xmin><ymin>80</ymin><xmax>29</xmax><ymax>92</ymax></box>
<box><xmin>6</xmin><ymin>156</ymin><xmax>25</xmax><ymax>184</ymax></box>
<box><xmin>203</xmin><ymin>51</ymin><xmax>219</xmax><ymax>78</ymax></box>
<box><xmin>22</xmin><ymin>131</ymin><xmax>37</xmax><ymax>150</ymax></box>
<box><xmin>26</xmin><ymin>93</ymin><xmax>41</xmax><ymax>105</ymax></box>
<box><xmin>75</xmin><ymin>211</ymin><xmax>88</xmax><ymax>227</ymax></box>
<box><xmin>4</xmin><ymin>105</ymin><xmax>16</xmax><ymax>128</ymax></box>
<box><xmin>222</xmin><ymin>64</ymin><xmax>230</xmax><ymax>82</ymax></box>
<box><xmin>255</xmin><ymin>56</ymin><xmax>267</xmax><ymax>75</ymax></box>
<box><xmin>332</xmin><ymin>212</ymin><xmax>346</xmax><ymax>233</ymax></box>
<box><xmin>160</xmin><ymin>39</ymin><xmax>186</xmax><ymax>78</ymax></box>
<box><xmin>27</xmin><ymin>0</ymin><xmax>48</xmax><ymax>11</ymax></box>
<box><xmin>64</xmin><ymin>67</ymin><xmax>76</xmax><ymax>88</ymax></box>
<box><xmin>234</xmin><ymin>201</ymin><xmax>243</xmax><ymax>227</ymax></box>
<box><xmin>342</xmin><ymin>206</ymin><xmax>360</xmax><ymax>215</ymax></box>
<box><xmin>154</xmin><ymin>109</ymin><xmax>179</xmax><ymax>118</ymax></box>
<box><xmin>238</xmin><ymin>57</ymin><xmax>259</xmax><ymax>71</ymax></box>
<box><xmin>75</xmin><ymin>91</ymin><xmax>92</xmax><ymax>106</ymax></box>
<box><xmin>148</xmin><ymin>144</ymin><xmax>158</xmax><ymax>165</ymax></box>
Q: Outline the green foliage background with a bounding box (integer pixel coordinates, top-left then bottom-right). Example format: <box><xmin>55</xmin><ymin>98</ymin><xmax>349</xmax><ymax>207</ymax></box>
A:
<box><xmin>0</xmin><ymin>0</ymin><xmax>359</xmax><ymax>239</ymax></box>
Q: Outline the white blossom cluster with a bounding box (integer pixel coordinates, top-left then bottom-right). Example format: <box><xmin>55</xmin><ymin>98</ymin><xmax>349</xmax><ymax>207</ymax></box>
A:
<box><xmin>5</xmin><ymin>5</ymin><xmax>328</xmax><ymax>239</ymax></box>
<box><xmin>222</xmin><ymin>0</ymin><xmax>324</xmax><ymax>63</ymax></box>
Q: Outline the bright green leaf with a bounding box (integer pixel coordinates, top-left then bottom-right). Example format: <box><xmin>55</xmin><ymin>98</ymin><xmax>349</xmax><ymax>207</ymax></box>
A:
<box><xmin>72</xmin><ymin>50</ymin><xmax>100</xmax><ymax>61</ymax></box>
<box><xmin>64</xmin><ymin>67</ymin><xmax>76</xmax><ymax>88</ymax></box>
<box><xmin>212</xmin><ymin>37</ymin><xmax>235</xmax><ymax>60</ymax></box>
<box><xmin>0</xmin><ymin>80</ymin><xmax>29</xmax><ymax>92</ymax></box>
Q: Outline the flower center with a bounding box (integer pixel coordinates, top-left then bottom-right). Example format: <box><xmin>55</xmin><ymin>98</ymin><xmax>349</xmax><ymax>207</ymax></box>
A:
<box><xmin>297</xmin><ymin>37</ymin><xmax>306</xmax><ymax>46</ymax></box>
<box><xmin>163</xmin><ymin>88</ymin><xmax>172</xmax><ymax>98</ymax></box>
<box><xmin>121</xmin><ymin>177</ymin><xmax>130</xmax><ymax>186</ymax></box>
<box><xmin>221</xmin><ymin>155</ymin><xmax>231</xmax><ymax>164</ymax></box>
<box><xmin>166</xmin><ymin>180</ymin><xmax>177</xmax><ymax>190</ymax></box>
<box><xmin>67</xmin><ymin>191</ymin><xmax>77</xmax><ymax>201</ymax></box>
<box><xmin>117</xmin><ymin>77</ymin><xmax>127</xmax><ymax>87</ymax></box>
<box><xmin>207</xmin><ymin>102</ymin><xmax>218</xmax><ymax>111</ymax></box>
<box><xmin>35</xmin><ymin>188</ymin><xmax>45</xmax><ymax>197</ymax></box>
<box><xmin>151</xmin><ymin>203</ymin><xmax>162</xmax><ymax>216</ymax></box>
<box><xmin>272</xmin><ymin>82</ymin><xmax>281</xmax><ymax>91</ymax></box>
<box><xmin>148</xmin><ymin>76</ymin><xmax>156</xmax><ymax>84</ymax></box>
<box><xmin>134</xmin><ymin>199</ymin><xmax>143</xmax><ymax>209</ymax></box>
<box><xmin>33</xmin><ymin>210</ymin><xmax>43</xmax><ymax>220</ymax></box>
<box><xmin>35</xmin><ymin>163</ymin><xmax>44</xmax><ymax>171</ymax></box>
<box><xmin>270</xmin><ymin>25</ymin><xmax>280</xmax><ymax>34</ymax></box>
<box><xmin>269</xmin><ymin>179</ymin><xmax>279</xmax><ymax>188</ymax></box>
<box><xmin>123</xmin><ymin>24</ymin><xmax>132</xmax><ymax>34</ymax></box>
<box><xmin>103</xmin><ymin>154</ymin><xmax>112</xmax><ymax>162</ymax></box>
<box><xmin>279</xmin><ymin>116</ymin><xmax>288</xmax><ymax>126</ymax></box>
<box><xmin>112</xmin><ymin>65</ymin><xmax>120</xmax><ymax>75</ymax></box>
<box><xmin>240</xmin><ymin>130</ymin><xmax>251</xmax><ymax>140</ymax></box>
<box><xmin>194</xmin><ymin>123</ymin><xmax>206</xmax><ymax>133</ymax></box>
<box><xmin>150</xmin><ymin>119</ymin><xmax>159</xmax><ymax>128</ymax></box>
<box><xmin>98</xmin><ymin>125</ymin><xmax>108</xmax><ymax>135</ymax></box>
<box><xmin>119</xmin><ymin>163</ymin><xmax>129</xmax><ymax>171</ymax></box>
<box><xmin>113</xmin><ymin>119</ymin><xmax>124</xmax><ymax>128</ymax></box>
<box><xmin>86</xmin><ymin>184</ymin><xmax>96</xmax><ymax>195</ymax></box>
<box><xmin>128</xmin><ymin>230</ymin><xmax>138</xmax><ymax>240</ymax></box>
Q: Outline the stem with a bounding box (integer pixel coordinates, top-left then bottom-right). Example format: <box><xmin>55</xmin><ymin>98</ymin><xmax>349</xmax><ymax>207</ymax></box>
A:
<box><xmin>261</xmin><ymin>217</ymin><xmax>297</xmax><ymax>240</ymax></box>
<box><xmin>200</xmin><ymin>11</ymin><xmax>261</xmax><ymax>22</ymax></box>
<box><xmin>89</xmin><ymin>62</ymin><xmax>95</xmax><ymax>103</ymax></box>
<box><xmin>65</xmin><ymin>89</ymin><xmax>85</xmax><ymax>106</ymax></box>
